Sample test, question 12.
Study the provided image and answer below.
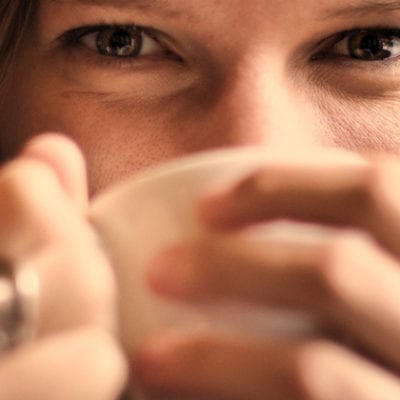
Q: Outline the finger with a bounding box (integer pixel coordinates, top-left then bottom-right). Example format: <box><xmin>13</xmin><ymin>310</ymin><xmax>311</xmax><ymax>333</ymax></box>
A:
<box><xmin>199</xmin><ymin>159</ymin><xmax>400</xmax><ymax>256</ymax></box>
<box><xmin>0</xmin><ymin>155</ymin><xmax>116</xmax><ymax>333</ymax></box>
<box><xmin>146</xmin><ymin>231</ymin><xmax>400</xmax><ymax>369</ymax></box>
<box><xmin>0</xmin><ymin>156</ymin><xmax>82</xmax><ymax>254</ymax></box>
<box><xmin>31</xmin><ymin>231</ymin><xmax>117</xmax><ymax>335</ymax></box>
<box><xmin>0</xmin><ymin>327</ymin><xmax>127</xmax><ymax>400</ymax></box>
<box><xmin>135</xmin><ymin>333</ymin><xmax>400</xmax><ymax>400</ymax></box>
<box><xmin>21</xmin><ymin>133</ymin><xmax>88</xmax><ymax>211</ymax></box>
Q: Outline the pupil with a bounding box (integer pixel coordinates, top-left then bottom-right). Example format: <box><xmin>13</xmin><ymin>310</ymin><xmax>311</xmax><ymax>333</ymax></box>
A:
<box><xmin>110</xmin><ymin>30</ymin><xmax>131</xmax><ymax>50</ymax></box>
<box><xmin>97</xmin><ymin>27</ymin><xmax>141</xmax><ymax>57</ymax></box>
<box><xmin>359</xmin><ymin>34</ymin><xmax>381</xmax><ymax>55</ymax></box>
<box><xmin>350</xmin><ymin>31</ymin><xmax>393</xmax><ymax>60</ymax></box>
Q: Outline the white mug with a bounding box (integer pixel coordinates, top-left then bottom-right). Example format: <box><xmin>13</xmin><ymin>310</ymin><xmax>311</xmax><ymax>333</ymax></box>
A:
<box><xmin>88</xmin><ymin>146</ymin><xmax>365</xmax><ymax>399</ymax></box>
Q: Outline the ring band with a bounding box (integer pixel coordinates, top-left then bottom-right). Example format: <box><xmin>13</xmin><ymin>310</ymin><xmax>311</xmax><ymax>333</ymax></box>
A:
<box><xmin>0</xmin><ymin>259</ymin><xmax>39</xmax><ymax>351</ymax></box>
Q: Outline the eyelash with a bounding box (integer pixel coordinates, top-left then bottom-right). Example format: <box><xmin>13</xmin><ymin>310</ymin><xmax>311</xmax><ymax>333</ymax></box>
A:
<box><xmin>59</xmin><ymin>24</ymin><xmax>400</xmax><ymax>70</ymax></box>
<box><xmin>314</xmin><ymin>28</ymin><xmax>400</xmax><ymax>64</ymax></box>
<box><xmin>59</xmin><ymin>24</ymin><xmax>181</xmax><ymax>67</ymax></box>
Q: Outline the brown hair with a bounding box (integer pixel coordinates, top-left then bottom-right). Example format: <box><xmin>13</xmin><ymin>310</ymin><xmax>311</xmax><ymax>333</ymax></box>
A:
<box><xmin>0</xmin><ymin>1</ymin><xmax>35</xmax><ymax>87</ymax></box>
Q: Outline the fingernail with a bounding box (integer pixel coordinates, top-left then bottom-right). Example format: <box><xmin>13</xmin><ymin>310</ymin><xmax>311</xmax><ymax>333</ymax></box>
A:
<box><xmin>133</xmin><ymin>333</ymin><xmax>184</xmax><ymax>387</ymax></box>
<box><xmin>138</xmin><ymin>332</ymin><xmax>183</xmax><ymax>362</ymax></box>
<box><xmin>197</xmin><ymin>191</ymin><xmax>234</xmax><ymax>228</ymax></box>
<box><xmin>146</xmin><ymin>247</ymin><xmax>193</xmax><ymax>298</ymax></box>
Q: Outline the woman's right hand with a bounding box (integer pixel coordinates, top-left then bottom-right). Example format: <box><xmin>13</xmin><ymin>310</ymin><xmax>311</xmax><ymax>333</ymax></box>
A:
<box><xmin>0</xmin><ymin>133</ymin><xmax>127</xmax><ymax>399</ymax></box>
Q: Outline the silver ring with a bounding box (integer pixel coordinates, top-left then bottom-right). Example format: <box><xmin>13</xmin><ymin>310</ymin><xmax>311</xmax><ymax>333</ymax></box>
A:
<box><xmin>0</xmin><ymin>259</ymin><xmax>39</xmax><ymax>351</ymax></box>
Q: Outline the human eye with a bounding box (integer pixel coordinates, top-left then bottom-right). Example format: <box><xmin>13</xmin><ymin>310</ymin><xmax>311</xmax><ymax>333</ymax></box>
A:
<box><xmin>59</xmin><ymin>24</ymin><xmax>181</xmax><ymax>64</ymax></box>
<box><xmin>315</xmin><ymin>28</ymin><xmax>400</xmax><ymax>62</ymax></box>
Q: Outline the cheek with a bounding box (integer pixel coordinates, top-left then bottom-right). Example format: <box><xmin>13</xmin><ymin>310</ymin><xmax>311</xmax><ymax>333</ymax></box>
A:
<box><xmin>316</xmin><ymin>95</ymin><xmax>400</xmax><ymax>154</ymax></box>
<box><xmin>0</xmin><ymin>81</ymin><xmax>175</xmax><ymax>193</ymax></box>
<box><xmin>0</xmin><ymin>64</ymin><xmax>275</xmax><ymax>195</ymax></box>
<box><xmin>7</xmin><ymin>96</ymin><xmax>187</xmax><ymax>194</ymax></box>
<box><xmin>5</xmin><ymin>48</ymin><xmax>400</xmax><ymax>196</ymax></box>
<box><xmin>0</xmin><ymin>75</ymin><xmax>238</xmax><ymax>195</ymax></box>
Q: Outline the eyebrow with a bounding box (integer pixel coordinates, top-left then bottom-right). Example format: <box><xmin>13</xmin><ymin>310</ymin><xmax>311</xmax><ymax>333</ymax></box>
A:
<box><xmin>56</xmin><ymin>0</ymin><xmax>400</xmax><ymax>22</ymax></box>
<box><xmin>323</xmin><ymin>0</ymin><xmax>400</xmax><ymax>18</ymax></box>
<box><xmin>61</xmin><ymin>0</ymin><xmax>187</xmax><ymax>19</ymax></box>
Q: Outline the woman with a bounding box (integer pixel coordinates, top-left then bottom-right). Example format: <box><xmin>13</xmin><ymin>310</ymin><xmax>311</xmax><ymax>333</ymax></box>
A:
<box><xmin>2</xmin><ymin>0</ymin><xmax>400</xmax><ymax>399</ymax></box>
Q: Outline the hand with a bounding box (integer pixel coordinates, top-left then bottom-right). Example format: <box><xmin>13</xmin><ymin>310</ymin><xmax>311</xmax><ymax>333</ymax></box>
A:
<box><xmin>0</xmin><ymin>134</ymin><xmax>127</xmax><ymax>399</ymax></box>
<box><xmin>134</xmin><ymin>153</ymin><xmax>400</xmax><ymax>399</ymax></box>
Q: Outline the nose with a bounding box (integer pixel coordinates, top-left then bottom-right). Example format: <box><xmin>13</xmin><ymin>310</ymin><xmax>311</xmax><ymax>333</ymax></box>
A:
<box><xmin>199</xmin><ymin>58</ymin><xmax>319</xmax><ymax>150</ymax></box>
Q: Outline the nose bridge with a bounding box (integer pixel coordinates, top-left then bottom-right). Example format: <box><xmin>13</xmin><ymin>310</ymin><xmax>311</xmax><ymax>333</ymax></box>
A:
<box><xmin>205</xmin><ymin>57</ymin><xmax>317</xmax><ymax>149</ymax></box>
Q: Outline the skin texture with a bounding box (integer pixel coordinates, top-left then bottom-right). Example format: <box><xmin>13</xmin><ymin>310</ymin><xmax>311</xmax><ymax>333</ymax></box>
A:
<box><xmin>0</xmin><ymin>135</ymin><xmax>127</xmax><ymax>399</ymax></box>
<box><xmin>3</xmin><ymin>0</ymin><xmax>400</xmax><ymax>193</ymax></box>
<box><xmin>2</xmin><ymin>0</ymin><xmax>400</xmax><ymax>399</ymax></box>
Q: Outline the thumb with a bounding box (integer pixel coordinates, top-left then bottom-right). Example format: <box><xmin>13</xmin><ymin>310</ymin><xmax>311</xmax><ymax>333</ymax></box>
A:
<box><xmin>20</xmin><ymin>133</ymin><xmax>89</xmax><ymax>210</ymax></box>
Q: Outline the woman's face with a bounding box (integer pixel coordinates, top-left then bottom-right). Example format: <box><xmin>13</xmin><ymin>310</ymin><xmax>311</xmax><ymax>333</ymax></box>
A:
<box><xmin>2</xmin><ymin>0</ymin><xmax>400</xmax><ymax>194</ymax></box>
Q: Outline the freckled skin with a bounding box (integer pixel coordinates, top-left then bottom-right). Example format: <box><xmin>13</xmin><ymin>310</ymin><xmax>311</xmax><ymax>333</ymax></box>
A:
<box><xmin>3</xmin><ymin>2</ymin><xmax>400</xmax><ymax>400</ymax></box>
<box><xmin>2</xmin><ymin>0</ymin><xmax>400</xmax><ymax>194</ymax></box>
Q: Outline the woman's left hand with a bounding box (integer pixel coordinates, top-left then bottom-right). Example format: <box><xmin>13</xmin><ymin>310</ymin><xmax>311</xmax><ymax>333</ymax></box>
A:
<box><xmin>134</xmin><ymin>154</ymin><xmax>400</xmax><ymax>400</ymax></box>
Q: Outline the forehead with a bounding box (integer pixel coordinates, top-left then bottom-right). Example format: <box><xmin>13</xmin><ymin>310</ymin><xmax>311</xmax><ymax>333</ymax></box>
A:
<box><xmin>43</xmin><ymin>0</ymin><xmax>400</xmax><ymax>43</ymax></box>
<box><xmin>50</xmin><ymin>0</ymin><xmax>400</xmax><ymax>16</ymax></box>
